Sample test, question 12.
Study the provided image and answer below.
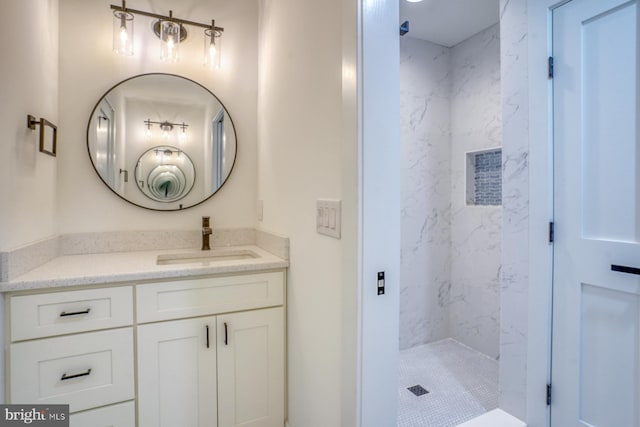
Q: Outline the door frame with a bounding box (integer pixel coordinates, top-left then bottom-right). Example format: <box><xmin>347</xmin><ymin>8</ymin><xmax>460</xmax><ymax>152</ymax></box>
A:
<box><xmin>528</xmin><ymin>1</ymin><xmax>573</xmax><ymax>425</ymax></box>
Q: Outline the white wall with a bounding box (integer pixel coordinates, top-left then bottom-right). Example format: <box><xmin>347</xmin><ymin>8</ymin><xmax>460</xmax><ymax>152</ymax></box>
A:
<box><xmin>57</xmin><ymin>0</ymin><xmax>258</xmax><ymax>232</ymax></box>
<box><xmin>450</xmin><ymin>23</ymin><xmax>502</xmax><ymax>359</ymax></box>
<box><xmin>257</xmin><ymin>0</ymin><xmax>346</xmax><ymax>425</ymax></box>
<box><xmin>0</xmin><ymin>0</ymin><xmax>59</xmax><ymax>251</ymax></box>
<box><xmin>399</xmin><ymin>37</ymin><xmax>452</xmax><ymax>350</ymax></box>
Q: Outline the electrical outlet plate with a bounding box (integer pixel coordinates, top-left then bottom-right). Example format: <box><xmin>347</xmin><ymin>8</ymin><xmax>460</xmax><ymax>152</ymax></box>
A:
<box><xmin>317</xmin><ymin>199</ymin><xmax>341</xmax><ymax>239</ymax></box>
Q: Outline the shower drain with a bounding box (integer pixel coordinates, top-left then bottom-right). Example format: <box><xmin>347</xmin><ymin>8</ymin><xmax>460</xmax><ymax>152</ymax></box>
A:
<box><xmin>407</xmin><ymin>384</ymin><xmax>429</xmax><ymax>396</ymax></box>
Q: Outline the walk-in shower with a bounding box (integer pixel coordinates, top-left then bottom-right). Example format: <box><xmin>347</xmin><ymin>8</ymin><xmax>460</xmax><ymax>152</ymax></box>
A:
<box><xmin>399</xmin><ymin>1</ymin><xmax>502</xmax><ymax>425</ymax></box>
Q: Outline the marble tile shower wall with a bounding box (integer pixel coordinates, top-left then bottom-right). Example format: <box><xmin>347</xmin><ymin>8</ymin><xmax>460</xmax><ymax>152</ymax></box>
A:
<box><xmin>450</xmin><ymin>24</ymin><xmax>502</xmax><ymax>359</ymax></box>
<box><xmin>400</xmin><ymin>37</ymin><xmax>452</xmax><ymax>350</ymax></box>
<box><xmin>399</xmin><ymin>24</ymin><xmax>502</xmax><ymax>358</ymax></box>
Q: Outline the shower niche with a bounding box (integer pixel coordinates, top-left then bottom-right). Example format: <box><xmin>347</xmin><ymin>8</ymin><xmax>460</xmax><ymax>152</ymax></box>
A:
<box><xmin>466</xmin><ymin>148</ymin><xmax>502</xmax><ymax>206</ymax></box>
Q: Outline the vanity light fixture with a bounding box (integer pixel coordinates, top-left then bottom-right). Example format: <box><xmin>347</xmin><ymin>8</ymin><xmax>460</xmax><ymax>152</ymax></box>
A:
<box><xmin>112</xmin><ymin>2</ymin><xmax>134</xmax><ymax>55</ymax></box>
<box><xmin>110</xmin><ymin>1</ymin><xmax>224</xmax><ymax>67</ymax></box>
<box><xmin>204</xmin><ymin>21</ymin><xmax>222</xmax><ymax>70</ymax></box>
<box><xmin>159</xmin><ymin>14</ymin><xmax>181</xmax><ymax>63</ymax></box>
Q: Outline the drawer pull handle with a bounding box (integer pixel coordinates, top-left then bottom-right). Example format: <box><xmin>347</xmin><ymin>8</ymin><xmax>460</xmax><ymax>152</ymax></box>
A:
<box><xmin>60</xmin><ymin>308</ymin><xmax>91</xmax><ymax>317</ymax></box>
<box><xmin>612</xmin><ymin>264</ymin><xmax>640</xmax><ymax>276</ymax></box>
<box><xmin>61</xmin><ymin>368</ymin><xmax>92</xmax><ymax>381</ymax></box>
<box><xmin>206</xmin><ymin>325</ymin><xmax>210</xmax><ymax>349</ymax></box>
<box><xmin>224</xmin><ymin>322</ymin><xmax>228</xmax><ymax>346</ymax></box>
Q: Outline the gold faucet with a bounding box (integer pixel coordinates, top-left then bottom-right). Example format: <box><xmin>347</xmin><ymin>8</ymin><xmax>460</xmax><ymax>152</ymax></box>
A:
<box><xmin>202</xmin><ymin>216</ymin><xmax>212</xmax><ymax>250</ymax></box>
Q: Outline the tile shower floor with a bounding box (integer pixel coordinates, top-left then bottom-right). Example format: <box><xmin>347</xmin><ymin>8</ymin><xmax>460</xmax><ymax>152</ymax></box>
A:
<box><xmin>398</xmin><ymin>339</ymin><xmax>499</xmax><ymax>427</ymax></box>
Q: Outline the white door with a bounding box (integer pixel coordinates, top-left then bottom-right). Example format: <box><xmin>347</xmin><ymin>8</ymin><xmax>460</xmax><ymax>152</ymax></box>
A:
<box><xmin>217</xmin><ymin>307</ymin><xmax>284</xmax><ymax>427</ymax></box>
<box><xmin>137</xmin><ymin>316</ymin><xmax>218</xmax><ymax>427</ymax></box>
<box><xmin>552</xmin><ymin>0</ymin><xmax>640</xmax><ymax>426</ymax></box>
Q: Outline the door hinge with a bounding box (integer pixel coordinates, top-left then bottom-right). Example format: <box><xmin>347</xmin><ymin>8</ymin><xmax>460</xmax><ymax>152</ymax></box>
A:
<box><xmin>546</xmin><ymin>384</ymin><xmax>552</xmax><ymax>405</ymax></box>
<box><xmin>548</xmin><ymin>56</ymin><xmax>554</xmax><ymax>79</ymax></box>
<box><xmin>549</xmin><ymin>222</ymin><xmax>555</xmax><ymax>243</ymax></box>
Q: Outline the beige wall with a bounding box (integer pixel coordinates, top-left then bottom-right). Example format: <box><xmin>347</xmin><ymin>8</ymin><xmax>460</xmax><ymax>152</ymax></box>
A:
<box><xmin>257</xmin><ymin>0</ymin><xmax>351</xmax><ymax>425</ymax></box>
<box><xmin>57</xmin><ymin>0</ymin><xmax>258</xmax><ymax>233</ymax></box>
<box><xmin>0</xmin><ymin>0</ymin><xmax>59</xmax><ymax>251</ymax></box>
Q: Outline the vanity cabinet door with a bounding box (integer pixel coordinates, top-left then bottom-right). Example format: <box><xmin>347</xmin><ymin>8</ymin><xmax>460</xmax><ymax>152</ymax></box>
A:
<box><xmin>137</xmin><ymin>316</ymin><xmax>217</xmax><ymax>427</ymax></box>
<box><xmin>217</xmin><ymin>307</ymin><xmax>284</xmax><ymax>427</ymax></box>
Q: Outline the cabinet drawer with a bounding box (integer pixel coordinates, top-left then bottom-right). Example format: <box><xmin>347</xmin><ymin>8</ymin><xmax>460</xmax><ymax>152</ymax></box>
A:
<box><xmin>10</xmin><ymin>328</ymin><xmax>135</xmax><ymax>413</ymax></box>
<box><xmin>137</xmin><ymin>271</ymin><xmax>284</xmax><ymax>323</ymax></box>
<box><xmin>10</xmin><ymin>286</ymin><xmax>133</xmax><ymax>341</ymax></box>
<box><xmin>69</xmin><ymin>401</ymin><xmax>135</xmax><ymax>427</ymax></box>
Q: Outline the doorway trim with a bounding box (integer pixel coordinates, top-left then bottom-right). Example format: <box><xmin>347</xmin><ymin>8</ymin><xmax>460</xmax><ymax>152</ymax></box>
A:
<box><xmin>527</xmin><ymin>1</ymin><xmax>572</xmax><ymax>425</ymax></box>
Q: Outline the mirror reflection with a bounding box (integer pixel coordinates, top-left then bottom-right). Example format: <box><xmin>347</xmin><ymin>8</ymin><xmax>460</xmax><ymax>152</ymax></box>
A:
<box><xmin>87</xmin><ymin>73</ymin><xmax>237</xmax><ymax>210</ymax></box>
<box><xmin>135</xmin><ymin>146</ymin><xmax>195</xmax><ymax>202</ymax></box>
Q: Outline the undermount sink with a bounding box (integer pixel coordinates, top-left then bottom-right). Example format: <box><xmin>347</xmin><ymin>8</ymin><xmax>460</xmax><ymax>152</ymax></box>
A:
<box><xmin>157</xmin><ymin>249</ymin><xmax>260</xmax><ymax>265</ymax></box>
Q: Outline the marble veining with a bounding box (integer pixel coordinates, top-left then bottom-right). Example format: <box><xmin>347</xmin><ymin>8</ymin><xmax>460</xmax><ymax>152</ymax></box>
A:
<box><xmin>400</xmin><ymin>36</ymin><xmax>452</xmax><ymax>350</ymax></box>
<box><xmin>498</xmin><ymin>0</ymin><xmax>529</xmax><ymax>419</ymax></box>
<box><xmin>400</xmin><ymin>25</ymin><xmax>502</xmax><ymax>359</ymax></box>
<box><xmin>450</xmin><ymin>24</ymin><xmax>502</xmax><ymax>360</ymax></box>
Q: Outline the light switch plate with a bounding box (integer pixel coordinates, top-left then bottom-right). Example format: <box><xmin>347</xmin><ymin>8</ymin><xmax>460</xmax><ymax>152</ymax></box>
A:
<box><xmin>317</xmin><ymin>199</ymin><xmax>341</xmax><ymax>239</ymax></box>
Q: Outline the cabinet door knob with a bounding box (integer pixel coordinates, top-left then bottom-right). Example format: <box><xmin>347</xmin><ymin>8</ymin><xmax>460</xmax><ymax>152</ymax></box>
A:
<box><xmin>61</xmin><ymin>368</ymin><xmax>92</xmax><ymax>381</ymax></box>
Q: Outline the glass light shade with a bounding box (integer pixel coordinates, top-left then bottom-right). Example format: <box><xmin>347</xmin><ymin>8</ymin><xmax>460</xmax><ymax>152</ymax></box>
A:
<box><xmin>160</xmin><ymin>21</ymin><xmax>181</xmax><ymax>62</ymax></box>
<box><xmin>113</xmin><ymin>11</ymin><xmax>134</xmax><ymax>55</ymax></box>
<box><xmin>204</xmin><ymin>29</ymin><xmax>222</xmax><ymax>70</ymax></box>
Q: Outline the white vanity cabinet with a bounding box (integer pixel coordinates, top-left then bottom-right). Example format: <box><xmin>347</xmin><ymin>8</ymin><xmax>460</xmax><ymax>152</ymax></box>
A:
<box><xmin>136</xmin><ymin>271</ymin><xmax>285</xmax><ymax>427</ymax></box>
<box><xmin>216</xmin><ymin>307</ymin><xmax>284</xmax><ymax>427</ymax></box>
<box><xmin>137</xmin><ymin>316</ymin><xmax>219</xmax><ymax>427</ymax></box>
<box><xmin>7</xmin><ymin>286</ymin><xmax>136</xmax><ymax>423</ymax></box>
<box><xmin>6</xmin><ymin>269</ymin><xmax>286</xmax><ymax>427</ymax></box>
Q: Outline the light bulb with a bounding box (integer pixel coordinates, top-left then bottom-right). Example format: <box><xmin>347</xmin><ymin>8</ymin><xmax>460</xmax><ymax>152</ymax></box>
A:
<box><xmin>120</xmin><ymin>26</ymin><xmax>128</xmax><ymax>42</ymax></box>
<box><xmin>113</xmin><ymin>10</ymin><xmax>133</xmax><ymax>56</ymax></box>
<box><xmin>204</xmin><ymin>27</ymin><xmax>221</xmax><ymax>70</ymax></box>
<box><xmin>145</xmin><ymin>128</ymin><xmax>152</xmax><ymax>139</ymax></box>
<box><xmin>167</xmin><ymin>36</ymin><xmax>174</xmax><ymax>54</ymax></box>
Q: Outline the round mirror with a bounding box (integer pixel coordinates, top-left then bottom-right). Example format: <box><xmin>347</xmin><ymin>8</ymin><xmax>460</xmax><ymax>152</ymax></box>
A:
<box><xmin>87</xmin><ymin>73</ymin><xmax>237</xmax><ymax>210</ymax></box>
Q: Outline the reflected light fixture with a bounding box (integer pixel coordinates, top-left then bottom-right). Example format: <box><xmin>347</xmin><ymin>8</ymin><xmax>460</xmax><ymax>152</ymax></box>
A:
<box><xmin>144</xmin><ymin>119</ymin><xmax>189</xmax><ymax>141</ymax></box>
<box><xmin>110</xmin><ymin>1</ymin><xmax>224</xmax><ymax>68</ymax></box>
<box><xmin>145</xmin><ymin>120</ymin><xmax>152</xmax><ymax>139</ymax></box>
<box><xmin>179</xmin><ymin>123</ymin><xmax>188</xmax><ymax>143</ymax></box>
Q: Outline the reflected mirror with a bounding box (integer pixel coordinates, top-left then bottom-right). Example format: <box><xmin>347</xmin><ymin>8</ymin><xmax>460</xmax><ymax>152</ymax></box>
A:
<box><xmin>87</xmin><ymin>73</ymin><xmax>237</xmax><ymax>210</ymax></box>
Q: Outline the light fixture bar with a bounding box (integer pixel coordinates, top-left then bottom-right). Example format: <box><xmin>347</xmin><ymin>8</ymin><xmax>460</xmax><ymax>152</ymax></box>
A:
<box><xmin>144</xmin><ymin>119</ymin><xmax>189</xmax><ymax>129</ymax></box>
<box><xmin>110</xmin><ymin>3</ymin><xmax>224</xmax><ymax>33</ymax></box>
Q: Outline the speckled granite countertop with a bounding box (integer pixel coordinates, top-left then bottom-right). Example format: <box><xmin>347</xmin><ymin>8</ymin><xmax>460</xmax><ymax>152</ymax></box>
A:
<box><xmin>0</xmin><ymin>245</ymin><xmax>288</xmax><ymax>292</ymax></box>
